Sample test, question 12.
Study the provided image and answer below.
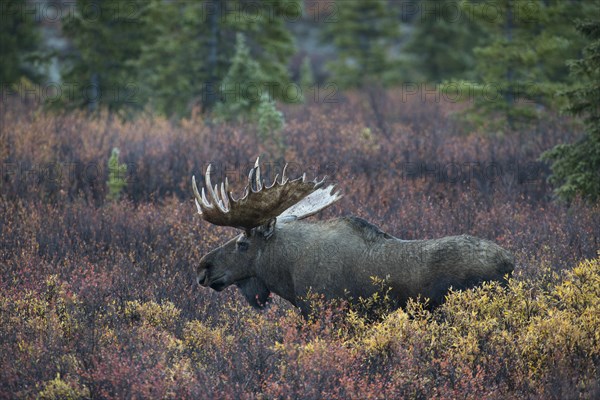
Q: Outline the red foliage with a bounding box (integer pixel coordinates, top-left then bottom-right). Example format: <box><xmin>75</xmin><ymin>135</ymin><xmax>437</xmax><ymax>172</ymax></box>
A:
<box><xmin>0</xmin><ymin>96</ymin><xmax>598</xmax><ymax>399</ymax></box>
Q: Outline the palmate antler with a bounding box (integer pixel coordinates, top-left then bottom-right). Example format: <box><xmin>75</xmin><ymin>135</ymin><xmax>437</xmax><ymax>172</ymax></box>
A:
<box><xmin>192</xmin><ymin>158</ymin><xmax>342</xmax><ymax>231</ymax></box>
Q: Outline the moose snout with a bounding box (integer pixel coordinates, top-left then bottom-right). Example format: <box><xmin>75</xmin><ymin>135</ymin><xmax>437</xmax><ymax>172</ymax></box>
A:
<box><xmin>196</xmin><ymin>260</ymin><xmax>212</xmax><ymax>287</ymax></box>
<box><xmin>197</xmin><ymin>268</ymin><xmax>208</xmax><ymax>286</ymax></box>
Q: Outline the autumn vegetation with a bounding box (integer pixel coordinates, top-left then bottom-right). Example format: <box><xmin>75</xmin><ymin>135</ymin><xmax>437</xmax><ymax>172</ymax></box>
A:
<box><xmin>3</xmin><ymin>0</ymin><xmax>599</xmax><ymax>398</ymax></box>
<box><xmin>1</xmin><ymin>93</ymin><xmax>599</xmax><ymax>399</ymax></box>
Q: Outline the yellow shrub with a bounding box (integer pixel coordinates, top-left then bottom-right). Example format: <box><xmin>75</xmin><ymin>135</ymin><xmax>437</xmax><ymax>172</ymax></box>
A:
<box><xmin>37</xmin><ymin>374</ymin><xmax>89</xmax><ymax>400</ymax></box>
<box><xmin>352</xmin><ymin>309</ymin><xmax>411</xmax><ymax>359</ymax></box>
<box><xmin>6</xmin><ymin>276</ymin><xmax>82</xmax><ymax>342</ymax></box>
<box><xmin>183</xmin><ymin>319</ymin><xmax>234</xmax><ymax>365</ymax></box>
<box><xmin>123</xmin><ymin>299</ymin><xmax>181</xmax><ymax>331</ymax></box>
<box><xmin>520</xmin><ymin>256</ymin><xmax>600</xmax><ymax>380</ymax></box>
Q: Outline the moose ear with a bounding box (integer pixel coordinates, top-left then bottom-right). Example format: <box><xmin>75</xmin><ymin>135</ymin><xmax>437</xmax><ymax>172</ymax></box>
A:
<box><xmin>258</xmin><ymin>218</ymin><xmax>276</xmax><ymax>239</ymax></box>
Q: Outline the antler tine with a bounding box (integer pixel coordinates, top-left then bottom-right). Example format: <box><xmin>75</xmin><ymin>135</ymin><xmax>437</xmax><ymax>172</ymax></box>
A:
<box><xmin>281</xmin><ymin>164</ymin><xmax>288</xmax><ymax>185</ymax></box>
<box><xmin>192</xmin><ymin>176</ymin><xmax>204</xmax><ymax>213</ymax></box>
<box><xmin>214</xmin><ymin>183</ymin><xmax>226</xmax><ymax>211</ymax></box>
<box><xmin>194</xmin><ymin>198</ymin><xmax>202</xmax><ymax>214</ymax></box>
<box><xmin>192</xmin><ymin>175</ymin><xmax>201</xmax><ymax>204</ymax></box>
<box><xmin>205</xmin><ymin>164</ymin><xmax>227</xmax><ymax>213</ymax></box>
<box><xmin>192</xmin><ymin>175</ymin><xmax>211</xmax><ymax>211</ymax></box>
<box><xmin>204</xmin><ymin>165</ymin><xmax>219</xmax><ymax>210</ymax></box>
<box><xmin>220</xmin><ymin>182</ymin><xmax>229</xmax><ymax>210</ymax></box>
<box><xmin>248</xmin><ymin>164</ymin><xmax>257</xmax><ymax>193</ymax></box>
<box><xmin>201</xmin><ymin>187</ymin><xmax>211</xmax><ymax>207</ymax></box>
<box><xmin>314</xmin><ymin>175</ymin><xmax>327</xmax><ymax>188</ymax></box>
<box><xmin>255</xmin><ymin>157</ymin><xmax>263</xmax><ymax>192</ymax></box>
<box><xmin>225</xmin><ymin>177</ymin><xmax>236</xmax><ymax>203</ymax></box>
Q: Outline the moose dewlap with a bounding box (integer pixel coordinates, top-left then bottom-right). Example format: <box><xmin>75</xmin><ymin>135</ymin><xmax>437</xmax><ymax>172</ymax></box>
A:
<box><xmin>192</xmin><ymin>158</ymin><xmax>514</xmax><ymax>316</ymax></box>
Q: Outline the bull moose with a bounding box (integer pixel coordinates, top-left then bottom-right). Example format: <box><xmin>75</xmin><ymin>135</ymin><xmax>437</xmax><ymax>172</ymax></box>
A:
<box><xmin>192</xmin><ymin>158</ymin><xmax>514</xmax><ymax>315</ymax></box>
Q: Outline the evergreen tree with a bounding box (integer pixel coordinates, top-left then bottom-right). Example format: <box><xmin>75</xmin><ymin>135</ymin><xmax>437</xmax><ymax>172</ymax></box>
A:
<box><xmin>60</xmin><ymin>0</ymin><xmax>152</xmax><ymax>114</ymax></box>
<box><xmin>300</xmin><ymin>56</ymin><xmax>315</xmax><ymax>89</ymax></box>
<box><xmin>542</xmin><ymin>19</ymin><xmax>600</xmax><ymax>202</ymax></box>
<box><xmin>257</xmin><ymin>93</ymin><xmax>286</xmax><ymax>158</ymax></box>
<box><xmin>213</xmin><ymin>33</ymin><xmax>265</xmax><ymax>121</ymax></box>
<box><xmin>404</xmin><ymin>0</ymin><xmax>486</xmax><ymax>82</ymax></box>
<box><xmin>298</xmin><ymin>56</ymin><xmax>315</xmax><ymax>103</ymax></box>
<box><xmin>321</xmin><ymin>0</ymin><xmax>400</xmax><ymax>89</ymax></box>
<box><xmin>0</xmin><ymin>0</ymin><xmax>45</xmax><ymax>85</ymax></box>
<box><xmin>136</xmin><ymin>0</ymin><xmax>299</xmax><ymax>117</ymax></box>
<box><xmin>248</xmin><ymin>0</ymin><xmax>299</xmax><ymax>94</ymax></box>
<box><xmin>134</xmin><ymin>0</ymin><xmax>202</xmax><ymax>116</ymax></box>
<box><xmin>453</xmin><ymin>0</ymin><xmax>595</xmax><ymax>130</ymax></box>
<box><xmin>107</xmin><ymin>147</ymin><xmax>127</xmax><ymax>201</ymax></box>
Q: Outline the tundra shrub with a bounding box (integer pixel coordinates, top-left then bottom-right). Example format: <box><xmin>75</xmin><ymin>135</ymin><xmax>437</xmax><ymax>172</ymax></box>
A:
<box><xmin>37</xmin><ymin>374</ymin><xmax>89</xmax><ymax>400</ymax></box>
<box><xmin>1</xmin><ymin>204</ymin><xmax>599</xmax><ymax>398</ymax></box>
<box><xmin>123</xmin><ymin>300</ymin><xmax>181</xmax><ymax>331</ymax></box>
<box><xmin>1</xmin><ymin>96</ymin><xmax>599</xmax><ymax>398</ymax></box>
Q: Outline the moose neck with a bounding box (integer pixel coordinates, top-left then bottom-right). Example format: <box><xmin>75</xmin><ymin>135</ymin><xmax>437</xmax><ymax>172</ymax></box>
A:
<box><xmin>253</xmin><ymin>222</ymin><xmax>314</xmax><ymax>307</ymax></box>
<box><xmin>253</xmin><ymin>220</ymin><xmax>361</xmax><ymax>307</ymax></box>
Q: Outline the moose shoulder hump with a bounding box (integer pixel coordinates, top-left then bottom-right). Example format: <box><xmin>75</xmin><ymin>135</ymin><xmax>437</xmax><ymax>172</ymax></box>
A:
<box><xmin>338</xmin><ymin>216</ymin><xmax>395</xmax><ymax>241</ymax></box>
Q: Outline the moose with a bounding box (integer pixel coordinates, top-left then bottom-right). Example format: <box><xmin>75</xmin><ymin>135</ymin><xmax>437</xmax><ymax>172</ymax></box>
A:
<box><xmin>192</xmin><ymin>158</ymin><xmax>514</xmax><ymax>316</ymax></box>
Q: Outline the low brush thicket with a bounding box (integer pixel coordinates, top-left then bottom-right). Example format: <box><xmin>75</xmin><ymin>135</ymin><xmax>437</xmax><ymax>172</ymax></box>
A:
<box><xmin>1</xmin><ymin>92</ymin><xmax>599</xmax><ymax>399</ymax></box>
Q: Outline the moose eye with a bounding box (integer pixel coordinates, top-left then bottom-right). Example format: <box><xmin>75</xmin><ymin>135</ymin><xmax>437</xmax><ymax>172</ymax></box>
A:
<box><xmin>236</xmin><ymin>240</ymin><xmax>249</xmax><ymax>252</ymax></box>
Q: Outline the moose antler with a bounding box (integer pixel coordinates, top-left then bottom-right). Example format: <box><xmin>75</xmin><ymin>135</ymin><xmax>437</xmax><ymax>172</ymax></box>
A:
<box><xmin>192</xmin><ymin>158</ymin><xmax>341</xmax><ymax>230</ymax></box>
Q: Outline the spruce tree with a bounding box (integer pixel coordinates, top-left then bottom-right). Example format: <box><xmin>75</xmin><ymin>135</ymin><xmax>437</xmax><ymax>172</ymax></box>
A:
<box><xmin>298</xmin><ymin>56</ymin><xmax>315</xmax><ymax>103</ymax></box>
<box><xmin>404</xmin><ymin>0</ymin><xmax>486</xmax><ymax>82</ymax></box>
<box><xmin>107</xmin><ymin>147</ymin><xmax>127</xmax><ymax>201</ymax></box>
<box><xmin>321</xmin><ymin>0</ymin><xmax>400</xmax><ymax>89</ymax></box>
<box><xmin>542</xmin><ymin>19</ymin><xmax>600</xmax><ymax>202</ymax></box>
<box><xmin>213</xmin><ymin>33</ymin><xmax>265</xmax><ymax>121</ymax></box>
<box><xmin>257</xmin><ymin>93</ymin><xmax>285</xmax><ymax>142</ymax></box>
<box><xmin>0</xmin><ymin>0</ymin><xmax>45</xmax><ymax>85</ymax></box>
<box><xmin>454</xmin><ymin>0</ymin><xmax>595</xmax><ymax>130</ymax></box>
<box><xmin>134</xmin><ymin>0</ymin><xmax>203</xmax><ymax>116</ymax></box>
<box><xmin>247</xmin><ymin>0</ymin><xmax>299</xmax><ymax>94</ymax></box>
<box><xmin>60</xmin><ymin>0</ymin><xmax>152</xmax><ymax>114</ymax></box>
